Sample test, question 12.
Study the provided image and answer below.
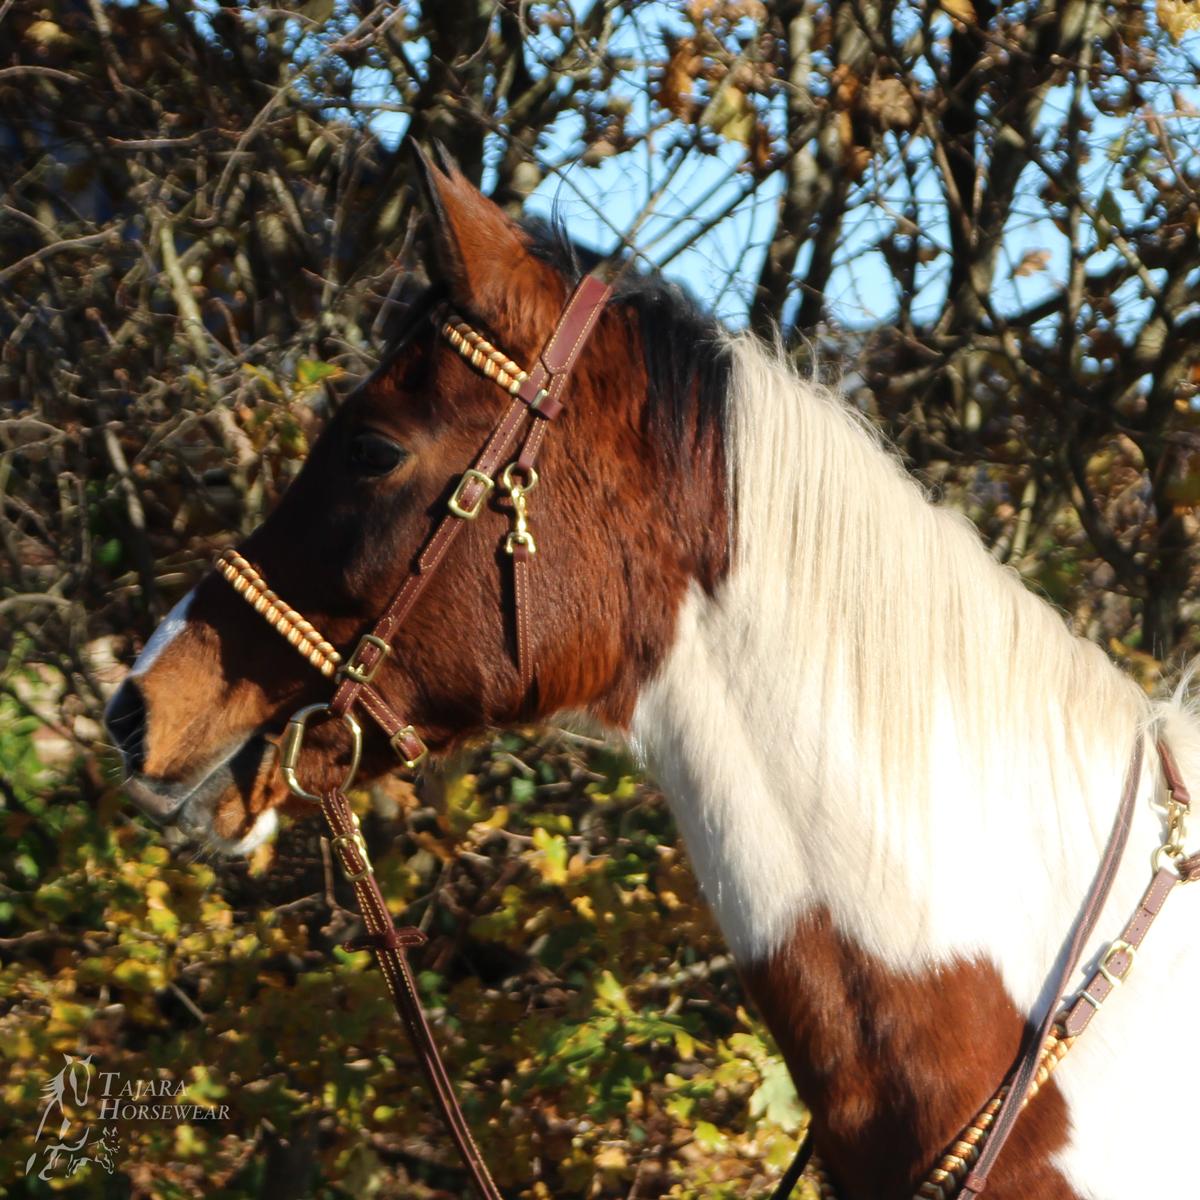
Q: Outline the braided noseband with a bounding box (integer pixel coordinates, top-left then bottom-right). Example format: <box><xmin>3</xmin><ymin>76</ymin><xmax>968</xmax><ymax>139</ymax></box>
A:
<box><xmin>214</xmin><ymin>549</ymin><xmax>342</xmax><ymax>677</ymax></box>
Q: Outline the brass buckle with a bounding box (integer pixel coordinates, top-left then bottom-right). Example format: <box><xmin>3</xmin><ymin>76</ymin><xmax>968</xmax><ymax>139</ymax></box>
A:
<box><xmin>279</xmin><ymin>703</ymin><xmax>362</xmax><ymax>803</ymax></box>
<box><xmin>330</xmin><ymin>829</ymin><xmax>374</xmax><ymax>883</ymax></box>
<box><xmin>1098</xmin><ymin>939</ymin><xmax>1135</xmax><ymax>989</ymax></box>
<box><xmin>342</xmin><ymin>634</ymin><xmax>391</xmax><ymax>685</ymax></box>
<box><xmin>447</xmin><ymin>468</ymin><xmax>494</xmax><ymax>519</ymax></box>
<box><xmin>390</xmin><ymin>725</ymin><xmax>428</xmax><ymax>770</ymax></box>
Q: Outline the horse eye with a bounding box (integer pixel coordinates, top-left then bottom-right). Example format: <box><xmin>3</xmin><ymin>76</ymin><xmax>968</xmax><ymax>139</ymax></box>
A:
<box><xmin>348</xmin><ymin>431</ymin><xmax>407</xmax><ymax>477</ymax></box>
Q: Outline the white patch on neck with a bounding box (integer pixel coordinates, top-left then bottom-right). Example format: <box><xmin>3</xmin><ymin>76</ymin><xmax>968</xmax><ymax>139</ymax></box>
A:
<box><xmin>629</xmin><ymin>334</ymin><xmax>1200</xmax><ymax>1199</ymax></box>
<box><xmin>131</xmin><ymin>590</ymin><xmax>195</xmax><ymax>676</ymax></box>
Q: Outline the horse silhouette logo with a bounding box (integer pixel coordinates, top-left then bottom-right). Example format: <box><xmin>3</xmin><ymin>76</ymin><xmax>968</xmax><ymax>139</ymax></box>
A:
<box><xmin>25</xmin><ymin>1053</ymin><xmax>119</xmax><ymax>1179</ymax></box>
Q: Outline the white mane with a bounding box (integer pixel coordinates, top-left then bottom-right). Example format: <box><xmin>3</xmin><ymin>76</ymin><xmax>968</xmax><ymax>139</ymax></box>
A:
<box><xmin>725</xmin><ymin>331</ymin><xmax>1152</xmax><ymax>833</ymax></box>
<box><xmin>631</xmin><ymin>331</ymin><xmax>1200</xmax><ymax>1196</ymax></box>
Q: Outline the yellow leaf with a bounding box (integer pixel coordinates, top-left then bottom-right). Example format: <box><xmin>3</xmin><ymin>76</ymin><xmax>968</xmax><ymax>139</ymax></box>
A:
<box><xmin>594</xmin><ymin>969</ymin><xmax>633</xmax><ymax>1015</ymax></box>
<box><xmin>1159</xmin><ymin>0</ymin><xmax>1200</xmax><ymax>40</ymax></box>
<box><xmin>594</xmin><ymin>1145</ymin><xmax>628</xmax><ymax>1171</ymax></box>
<box><xmin>705</xmin><ymin>85</ymin><xmax>756</xmax><ymax>143</ymax></box>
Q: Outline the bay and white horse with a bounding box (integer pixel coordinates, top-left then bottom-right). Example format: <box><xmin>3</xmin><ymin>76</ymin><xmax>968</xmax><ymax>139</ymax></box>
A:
<box><xmin>105</xmin><ymin>157</ymin><xmax>1200</xmax><ymax>1199</ymax></box>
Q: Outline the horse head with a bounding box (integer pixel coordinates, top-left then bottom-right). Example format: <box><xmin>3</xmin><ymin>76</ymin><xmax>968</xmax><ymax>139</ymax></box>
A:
<box><xmin>63</xmin><ymin>1054</ymin><xmax>93</xmax><ymax>1107</ymax></box>
<box><xmin>104</xmin><ymin>150</ymin><xmax>728</xmax><ymax>853</ymax></box>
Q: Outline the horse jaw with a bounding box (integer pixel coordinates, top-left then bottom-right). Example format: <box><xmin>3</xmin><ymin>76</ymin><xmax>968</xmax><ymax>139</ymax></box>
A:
<box><xmin>117</xmin><ymin>722</ymin><xmax>287</xmax><ymax>856</ymax></box>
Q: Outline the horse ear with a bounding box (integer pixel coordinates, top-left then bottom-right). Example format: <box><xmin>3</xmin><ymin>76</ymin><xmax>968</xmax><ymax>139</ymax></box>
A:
<box><xmin>409</xmin><ymin>140</ymin><xmax>540</xmax><ymax>317</ymax></box>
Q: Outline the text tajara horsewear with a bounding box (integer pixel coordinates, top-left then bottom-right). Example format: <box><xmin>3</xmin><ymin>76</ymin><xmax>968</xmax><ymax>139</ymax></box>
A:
<box><xmin>215</xmin><ymin>275</ymin><xmax>1198</xmax><ymax>1200</ymax></box>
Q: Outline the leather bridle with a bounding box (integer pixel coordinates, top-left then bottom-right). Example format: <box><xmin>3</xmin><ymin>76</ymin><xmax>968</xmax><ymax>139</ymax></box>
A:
<box><xmin>217</xmin><ymin>274</ymin><xmax>612</xmax><ymax>1200</ymax></box>
<box><xmin>212</xmin><ymin>275</ymin><xmax>1200</xmax><ymax>1200</ymax></box>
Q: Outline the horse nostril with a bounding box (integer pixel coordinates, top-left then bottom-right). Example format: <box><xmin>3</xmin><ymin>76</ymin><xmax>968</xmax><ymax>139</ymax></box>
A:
<box><xmin>104</xmin><ymin>679</ymin><xmax>148</xmax><ymax>775</ymax></box>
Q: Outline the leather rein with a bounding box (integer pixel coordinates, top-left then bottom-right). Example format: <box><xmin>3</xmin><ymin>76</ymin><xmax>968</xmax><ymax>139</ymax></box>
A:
<box><xmin>213</xmin><ymin>277</ymin><xmax>1200</xmax><ymax>1200</ymax></box>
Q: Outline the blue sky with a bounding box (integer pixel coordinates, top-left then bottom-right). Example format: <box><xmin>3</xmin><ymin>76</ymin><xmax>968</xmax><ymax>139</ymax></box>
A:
<box><xmin>356</xmin><ymin>1</ymin><xmax>1200</xmax><ymax>336</ymax></box>
<box><xmin>189</xmin><ymin>0</ymin><xmax>1200</xmax><ymax>333</ymax></box>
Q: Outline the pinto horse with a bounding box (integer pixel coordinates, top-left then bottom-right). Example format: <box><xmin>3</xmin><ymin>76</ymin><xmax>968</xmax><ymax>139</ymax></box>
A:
<box><xmin>104</xmin><ymin>154</ymin><xmax>1200</xmax><ymax>1200</ymax></box>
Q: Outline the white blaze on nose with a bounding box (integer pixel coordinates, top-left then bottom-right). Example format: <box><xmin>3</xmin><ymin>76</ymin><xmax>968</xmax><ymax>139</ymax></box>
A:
<box><xmin>131</xmin><ymin>589</ymin><xmax>195</xmax><ymax>677</ymax></box>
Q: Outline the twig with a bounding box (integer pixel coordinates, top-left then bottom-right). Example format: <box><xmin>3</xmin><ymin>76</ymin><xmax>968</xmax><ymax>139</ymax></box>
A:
<box><xmin>0</xmin><ymin>229</ymin><xmax>113</xmax><ymax>286</ymax></box>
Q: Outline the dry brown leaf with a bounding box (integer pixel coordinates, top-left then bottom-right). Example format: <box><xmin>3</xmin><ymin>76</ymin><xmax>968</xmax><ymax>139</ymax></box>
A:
<box><xmin>659</xmin><ymin>36</ymin><xmax>704</xmax><ymax>121</ymax></box>
<box><xmin>864</xmin><ymin>77</ymin><xmax>917</xmax><ymax>130</ymax></box>
<box><xmin>1013</xmin><ymin>248</ymin><xmax>1052</xmax><ymax>277</ymax></box>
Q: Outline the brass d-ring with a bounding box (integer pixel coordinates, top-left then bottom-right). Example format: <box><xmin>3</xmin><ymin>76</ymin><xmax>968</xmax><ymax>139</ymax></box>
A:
<box><xmin>279</xmin><ymin>703</ymin><xmax>362</xmax><ymax>803</ymax></box>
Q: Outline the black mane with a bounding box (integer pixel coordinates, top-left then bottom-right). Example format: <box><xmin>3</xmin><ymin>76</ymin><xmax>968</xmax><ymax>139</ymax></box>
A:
<box><xmin>522</xmin><ymin>218</ymin><xmax>731</xmax><ymax>456</ymax></box>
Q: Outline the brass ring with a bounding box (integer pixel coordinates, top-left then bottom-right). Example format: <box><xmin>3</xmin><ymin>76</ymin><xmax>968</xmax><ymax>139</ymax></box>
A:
<box><xmin>500</xmin><ymin>462</ymin><xmax>538</xmax><ymax>495</ymax></box>
<box><xmin>279</xmin><ymin>703</ymin><xmax>362</xmax><ymax>803</ymax></box>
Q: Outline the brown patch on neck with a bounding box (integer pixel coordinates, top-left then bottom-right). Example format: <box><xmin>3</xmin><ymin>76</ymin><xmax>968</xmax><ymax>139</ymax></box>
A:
<box><xmin>518</xmin><ymin>301</ymin><xmax>730</xmax><ymax>729</ymax></box>
<box><xmin>740</xmin><ymin>909</ymin><xmax>1080</xmax><ymax>1200</ymax></box>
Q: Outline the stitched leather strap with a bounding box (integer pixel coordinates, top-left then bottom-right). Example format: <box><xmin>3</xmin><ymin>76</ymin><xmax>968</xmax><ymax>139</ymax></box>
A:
<box><xmin>1060</xmin><ymin>866</ymin><xmax>1178</xmax><ymax>1037</ymax></box>
<box><xmin>511</xmin><ymin>541</ymin><xmax>535</xmax><ymax>704</ymax></box>
<box><xmin>957</xmin><ymin>735</ymin><xmax>1144</xmax><ymax>1198</ymax></box>
<box><xmin>321</xmin><ymin>787</ymin><xmax>505</xmax><ymax>1200</ymax></box>
<box><xmin>331</xmin><ymin>275</ymin><xmax>611</xmax><ymax>736</ymax></box>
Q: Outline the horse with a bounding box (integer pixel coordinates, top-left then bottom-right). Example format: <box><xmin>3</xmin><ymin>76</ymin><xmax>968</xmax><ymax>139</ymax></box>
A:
<box><xmin>103</xmin><ymin>151</ymin><xmax>1200</xmax><ymax>1200</ymax></box>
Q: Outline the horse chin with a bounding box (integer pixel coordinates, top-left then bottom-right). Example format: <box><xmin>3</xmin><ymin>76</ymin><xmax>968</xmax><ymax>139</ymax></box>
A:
<box><xmin>123</xmin><ymin>734</ymin><xmax>285</xmax><ymax>858</ymax></box>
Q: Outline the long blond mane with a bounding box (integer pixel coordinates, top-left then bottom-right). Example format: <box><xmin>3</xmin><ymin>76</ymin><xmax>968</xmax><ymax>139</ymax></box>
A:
<box><xmin>723</xmin><ymin>331</ymin><xmax>1151</xmax><ymax>830</ymax></box>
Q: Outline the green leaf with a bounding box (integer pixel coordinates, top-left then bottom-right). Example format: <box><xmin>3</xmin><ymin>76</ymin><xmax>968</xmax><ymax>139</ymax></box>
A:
<box><xmin>694</xmin><ymin>1120</ymin><xmax>726</xmax><ymax>1151</ymax></box>
<box><xmin>1095</xmin><ymin>189</ymin><xmax>1122</xmax><ymax>248</ymax></box>
<box><xmin>594</xmin><ymin>969</ymin><xmax>632</xmax><ymax>1015</ymax></box>
<box><xmin>296</xmin><ymin>359</ymin><xmax>338</xmax><ymax>386</ymax></box>
<box><xmin>509</xmin><ymin>777</ymin><xmax>536</xmax><ymax>805</ymax></box>
<box><xmin>749</xmin><ymin>1058</ymin><xmax>806</xmax><ymax>1130</ymax></box>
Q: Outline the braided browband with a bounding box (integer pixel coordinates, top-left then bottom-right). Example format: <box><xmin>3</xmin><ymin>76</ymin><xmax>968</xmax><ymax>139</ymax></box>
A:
<box><xmin>213</xmin><ymin>319</ymin><xmax>542</xmax><ymax>684</ymax></box>
<box><xmin>442</xmin><ymin>315</ymin><xmax>530</xmax><ymax>395</ymax></box>
<box><xmin>214</xmin><ymin>549</ymin><xmax>342</xmax><ymax>677</ymax></box>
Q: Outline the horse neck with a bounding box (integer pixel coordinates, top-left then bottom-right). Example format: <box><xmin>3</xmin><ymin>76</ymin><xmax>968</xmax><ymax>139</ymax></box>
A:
<box><xmin>630</xmin><ymin>334</ymin><xmax>1156</xmax><ymax>1189</ymax></box>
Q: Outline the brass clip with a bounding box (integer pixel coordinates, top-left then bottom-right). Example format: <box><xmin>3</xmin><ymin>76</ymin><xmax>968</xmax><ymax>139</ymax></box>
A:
<box><xmin>501</xmin><ymin>463</ymin><xmax>538</xmax><ymax>556</ymax></box>
<box><xmin>1153</xmin><ymin>797</ymin><xmax>1189</xmax><ymax>873</ymax></box>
